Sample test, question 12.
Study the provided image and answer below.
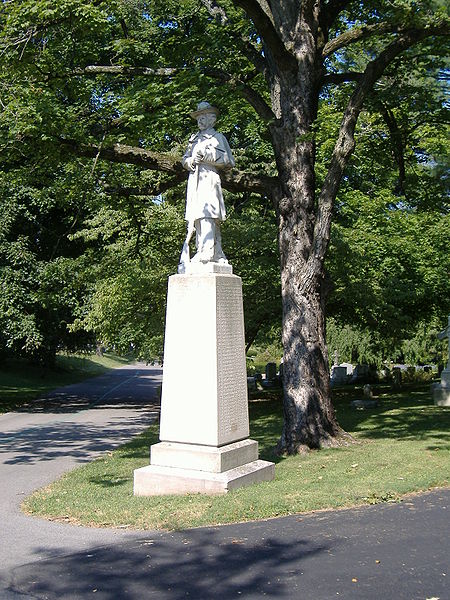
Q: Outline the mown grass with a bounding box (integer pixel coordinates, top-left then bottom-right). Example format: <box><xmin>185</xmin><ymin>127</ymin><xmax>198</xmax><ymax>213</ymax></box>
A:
<box><xmin>23</xmin><ymin>383</ymin><xmax>449</xmax><ymax>530</ymax></box>
<box><xmin>0</xmin><ymin>353</ymin><xmax>131</xmax><ymax>413</ymax></box>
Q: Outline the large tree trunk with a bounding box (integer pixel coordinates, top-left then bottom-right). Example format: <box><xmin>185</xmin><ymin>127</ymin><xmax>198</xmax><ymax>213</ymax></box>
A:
<box><xmin>277</xmin><ymin>192</ymin><xmax>347</xmax><ymax>452</ymax></box>
<box><xmin>274</xmin><ymin>137</ymin><xmax>348</xmax><ymax>453</ymax></box>
<box><xmin>268</xmin><ymin>31</ymin><xmax>349</xmax><ymax>452</ymax></box>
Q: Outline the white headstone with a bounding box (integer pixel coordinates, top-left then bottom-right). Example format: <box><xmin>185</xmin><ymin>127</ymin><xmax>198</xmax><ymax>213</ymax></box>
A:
<box><xmin>433</xmin><ymin>315</ymin><xmax>450</xmax><ymax>406</ymax></box>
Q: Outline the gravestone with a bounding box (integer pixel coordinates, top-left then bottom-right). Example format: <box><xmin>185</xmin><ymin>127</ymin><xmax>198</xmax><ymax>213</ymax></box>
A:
<box><xmin>432</xmin><ymin>315</ymin><xmax>450</xmax><ymax>407</ymax></box>
<box><xmin>261</xmin><ymin>361</ymin><xmax>281</xmax><ymax>388</ymax></box>
<box><xmin>351</xmin><ymin>364</ymin><xmax>370</xmax><ymax>383</ymax></box>
<box><xmin>265</xmin><ymin>362</ymin><xmax>277</xmax><ymax>381</ymax></box>
<box><xmin>330</xmin><ymin>366</ymin><xmax>348</xmax><ymax>386</ymax></box>
<box><xmin>392</xmin><ymin>367</ymin><xmax>402</xmax><ymax>388</ymax></box>
<box><xmin>351</xmin><ymin>383</ymin><xmax>379</xmax><ymax>409</ymax></box>
<box><xmin>247</xmin><ymin>376</ymin><xmax>257</xmax><ymax>391</ymax></box>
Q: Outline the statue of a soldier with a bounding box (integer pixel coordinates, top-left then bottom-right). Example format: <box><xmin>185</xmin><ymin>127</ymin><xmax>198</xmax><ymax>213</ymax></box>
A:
<box><xmin>179</xmin><ymin>102</ymin><xmax>235</xmax><ymax>271</ymax></box>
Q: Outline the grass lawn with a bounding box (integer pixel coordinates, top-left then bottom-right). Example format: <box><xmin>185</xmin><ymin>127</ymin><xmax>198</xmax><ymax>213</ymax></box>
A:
<box><xmin>23</xmin><ymin>382</ymin><xmax>449</xmax><ymax>530</ymax></box>
<box><xmin>0</xmin><ymin>353</ymin><xmax>131</xmax><ymax>413</ymax></box>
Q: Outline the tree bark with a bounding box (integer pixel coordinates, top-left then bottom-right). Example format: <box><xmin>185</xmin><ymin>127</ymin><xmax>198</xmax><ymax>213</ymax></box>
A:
<box><xmin>272</xmin><ymin>108</ymin><xmax>349</xmax><ymax>453</ymax></box>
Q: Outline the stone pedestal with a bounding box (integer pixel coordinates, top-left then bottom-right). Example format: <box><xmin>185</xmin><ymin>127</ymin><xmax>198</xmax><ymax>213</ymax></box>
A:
<box><xmin>134</xmin><ymin>268</ymin><xmax>274</xmax><ymax>496</ymax></box>
<box><xmin>432</xmin><ymin>370</ymin><xmax>450</xmax><ymax>407</ymax></box>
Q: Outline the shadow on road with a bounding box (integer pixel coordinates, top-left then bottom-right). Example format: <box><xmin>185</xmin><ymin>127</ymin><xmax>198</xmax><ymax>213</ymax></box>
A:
<box><xmin>7</xmin><ymin>531</ymin><xmax>329</xmax><ymax>599</ymax></box>
<box><xmin>0</xmin><ymin>415</ymin><xmax>158</xmax><ymax>465</ymax></box>
<box><xmin>15</xmin><ymin>367</ymin><xmax>163</xmax><ymax>414</ymax></box>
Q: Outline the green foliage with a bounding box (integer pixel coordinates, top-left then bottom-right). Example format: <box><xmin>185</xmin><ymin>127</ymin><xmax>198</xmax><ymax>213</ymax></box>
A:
<box><xmin>327</xmin><ymin>314</ymin><xmax>448</xmax><ymax>368</ymax></box>
<box><xmin>0</xmin><ymin>164</ymin><xmax>95</xmax><ymax>364</ymax></box>
<box><xmin>326</xmin><ymin>318</ymin><xmax>383</xmax><ymax>365</ymax></box>
<box><xmin>328</xmin><ymin>195</ymin><xmax>449</xmax><ymax>339</ymax></box>
<box><xmin>0</xmin><ymin>0</ymin><xmax>447</xmax><ymax>367</ymax></box>
<box><xmin>401</xmin><ymin>319</ymin><xmax>448</xmax><ymax>366</ymax></box>
<box><xmin>323</xmin><ymin>72</ymin><xmax>449</xmax><ymax>363</ymax></box>
<box><xmin>70</xmin><ymin>201</ymin><xmax>184</xmax><ymax>362</ymax></box>
<box><xmin>224</xmin><ymin>197</ymin><xmax>280</xmax><ymax>348</ymax></box>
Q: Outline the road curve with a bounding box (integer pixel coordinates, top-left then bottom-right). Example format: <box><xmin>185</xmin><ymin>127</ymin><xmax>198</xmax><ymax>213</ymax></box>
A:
<box><xmin>0</xmin><ymin>363</ymin><xmax>161</xmax><ymax>577</ymax></box>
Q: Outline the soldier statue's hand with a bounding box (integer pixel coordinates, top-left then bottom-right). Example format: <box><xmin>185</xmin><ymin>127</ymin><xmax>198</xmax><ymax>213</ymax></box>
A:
<box><xmin>193</xmin><ymin>149</ymin><xmax>204</xmax><ymax>165</ymax></box>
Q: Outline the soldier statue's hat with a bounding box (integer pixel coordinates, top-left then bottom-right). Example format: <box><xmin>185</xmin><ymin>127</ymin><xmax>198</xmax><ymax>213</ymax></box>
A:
<box><xmin>189</xmin><ymin>101</ymin><xmax>219</xmax><ymax>119</ymax></box>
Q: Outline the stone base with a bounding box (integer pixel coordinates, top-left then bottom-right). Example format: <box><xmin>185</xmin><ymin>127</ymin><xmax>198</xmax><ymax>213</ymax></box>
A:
<box><xmin>159</xmin><ymin>273</ymin><xmax>249</xmax><ymax>447</ymax></box>
<box><xmin>178</xmin><ymin>262</ymin><xmax>233</xmax><ymax>275</ymax></box>
<box><xmin>150</xmin><ymin>439</ymin><xmax>258</xmax><ymax>473</ymax></box>
<box><xmin>134</xmin><ymin>460</ymin><xmax>274</xmax><ymax>496</ymax></box>
<box><xmin>134</xmin><ymin>438</ymin><xmax>274</xmax><ymax>496</ymax></box>
<box><xmin>432</xmin><ymin>382</ymin><xmax>450</xmax><ymax>407</ymax></box>
<box><xmin>135</xmin><ymin>270</ymin><xmax>276</xmax><ymax>496</ymax></box>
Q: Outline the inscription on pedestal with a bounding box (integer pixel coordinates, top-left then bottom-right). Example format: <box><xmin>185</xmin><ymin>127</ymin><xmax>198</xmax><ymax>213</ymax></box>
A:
<box><xmin>160</xmin><ymin>274</ymin><xmax>249</xmax><ymax>446</ymax></box>
<box><xmin>216</xmin><ymin>277</ymin><xmax>249</xmax><ymax>445</ymax></box>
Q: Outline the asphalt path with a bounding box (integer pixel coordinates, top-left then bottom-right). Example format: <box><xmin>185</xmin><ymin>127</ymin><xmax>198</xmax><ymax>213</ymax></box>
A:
<box><xmin>0</xmin><ymin>364</ymin><xmax>161</xmax><ymax>589</ymax></box>
<box><xmin>0</xmin><ymin>366</ymin><xmax>449</xmax><ymax>599</ymax></box>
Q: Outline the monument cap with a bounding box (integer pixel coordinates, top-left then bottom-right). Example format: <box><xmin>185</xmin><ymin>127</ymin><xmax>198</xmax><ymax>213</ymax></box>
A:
<box><xmin>190</xmin><ymin>101</ymin><xmax>219</xmax><ymax>119</ymax></box>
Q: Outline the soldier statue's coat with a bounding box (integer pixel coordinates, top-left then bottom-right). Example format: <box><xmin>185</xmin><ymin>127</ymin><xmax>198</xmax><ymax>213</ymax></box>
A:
<box><xmin>182</xmin><ymin>128</ymin><xmax>235</xmax><ymax>224</ymax></box>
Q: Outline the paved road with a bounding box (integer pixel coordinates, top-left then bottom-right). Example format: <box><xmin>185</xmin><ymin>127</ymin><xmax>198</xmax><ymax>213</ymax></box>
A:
<box><xmin>4</xmin><ymin>490</ymin><xmax>449</xmax><ymax>600</ymax></box>
<box><xmin>0</xmin><ymin>364</ymin><xmax>161</xmax><ymax>580</ymax></box>
<box><xmin>1</xmin><ymin>367</ymin><xmax>449</xmax><ymax>599</ymax></box>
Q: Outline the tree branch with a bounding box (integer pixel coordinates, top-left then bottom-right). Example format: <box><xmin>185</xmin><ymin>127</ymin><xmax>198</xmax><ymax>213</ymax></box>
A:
<box><xmin>378</xmin><ymin>102</ymin><xmax>406</xmax><ymax>195</ymax></box>
<box><xmin>323</xmin><ymin>23</ymin><xmax>402</xmax><ymax>58</ymax></box>
<box><xmin>300</xmin><ymin>21</ymin><xmax>450</xmax><ymax>292</ymax></box>
<box><xmin>239</xmin><ymin>82</ymin><xmax>276</xmax><ymax>121</ymax></box>
<box><xmin>207</xmin><ymin>68</ymin><xmax>276</xmax><ymax>121</ymax></box>
<box><xmin>322</xmin><ymin>71</ymin><xmax>362</xmax><ymax>85</ymax></box>
<box><xmin>59</xmin><ymin>138</ymin><xmax>278</xmax><ymax>195</ymax></box>
<box><xmin>72</xmin><ymin>64</ymin><xmax>276</xmax><ymax>123</ymax></box>
<box><xmin>200</xmin><ymin>0</ymin><xmax>269</xmax><ymax>76</ymax></box>
<box><xmin>232</xmin><ymin>0</ymin><xmax>297</xmax><ymax>71</ymax></box>
<box><xmin>73</xmin><ymin>65</ymin><xmax>178</xmax><ymax>77</ymax></box>
<box><xmin>320</xmin><ymin>0</ymin><xmax>352</xmax><ymax>31</ymax></box>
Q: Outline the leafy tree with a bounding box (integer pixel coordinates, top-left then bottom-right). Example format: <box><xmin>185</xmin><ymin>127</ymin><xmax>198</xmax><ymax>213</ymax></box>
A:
<box><xmin>0</xmin><ymin>161</ymin><xmax>95</xmax><ymax>364</ymax></box>
<box><xmin>0</xmin><ymin>0</ymin><xmax>448</xmax><ymax>451</ymax></box>
<box><xmin>70</xmin><ymin>200</ymin><xmax>184</xmax><ymax>361</ymax></box>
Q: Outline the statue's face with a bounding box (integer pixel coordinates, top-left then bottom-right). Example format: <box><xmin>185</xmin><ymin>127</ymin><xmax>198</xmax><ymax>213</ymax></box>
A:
<box><xmin>197</xmin><ymin>112</ymin><xmax>216</xmax><ymax>130</ymax></box>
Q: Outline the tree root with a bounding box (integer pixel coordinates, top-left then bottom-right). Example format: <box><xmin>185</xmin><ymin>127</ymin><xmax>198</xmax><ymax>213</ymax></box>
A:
<box><xmin>276</xmin><ymin>428</ymin><xmax>357</xmax><ymax>456</ymax></box>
